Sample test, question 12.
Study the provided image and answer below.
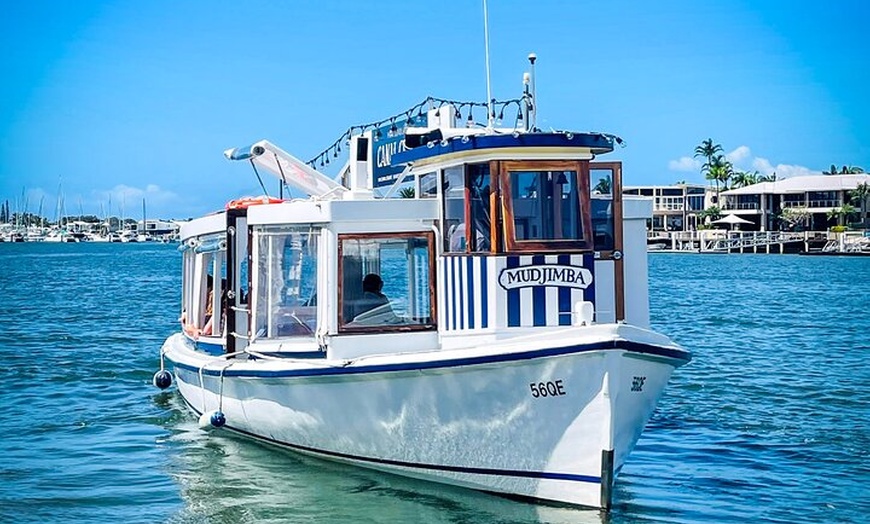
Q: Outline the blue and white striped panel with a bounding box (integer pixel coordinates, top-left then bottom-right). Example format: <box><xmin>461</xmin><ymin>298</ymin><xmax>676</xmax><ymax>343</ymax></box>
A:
<box><xmin>441</xmin><ymin>256</ymin><xmax>490</xmax><ymax>332</ymax></box>
<box><xmin>440</xmin><ymin>254</ymin><xmax>595</xmax><ymax>331</ymax></box>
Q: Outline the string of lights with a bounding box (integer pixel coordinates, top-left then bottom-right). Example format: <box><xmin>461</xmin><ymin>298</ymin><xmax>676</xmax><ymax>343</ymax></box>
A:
<box><xmin>305</xmin><ymin>95</ymin><xmax>531</xmax><ymax>169</ymax></box>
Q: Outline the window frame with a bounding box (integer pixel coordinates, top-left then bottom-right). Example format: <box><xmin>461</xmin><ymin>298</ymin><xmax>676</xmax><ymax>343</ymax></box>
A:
<box><xmin>498</xmin><ymin>160</ymin><xmax>593</xmax><ymax>253</ymax></box>
<box><xmin>250</xmin><ymin>225</ymin><xmax>321</xmax><ymax>341</ymax></box>
<box><xmin>337</xmin><ymin>231</ymin><xmax>437</xmax><ymax>334</ymax></box>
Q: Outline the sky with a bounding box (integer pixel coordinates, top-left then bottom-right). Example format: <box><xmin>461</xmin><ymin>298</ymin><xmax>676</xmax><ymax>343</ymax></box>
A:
<box><xmin>2</xmin><ymin>0</ymin><xmax>868</xmax><ymax>220</ymax></box>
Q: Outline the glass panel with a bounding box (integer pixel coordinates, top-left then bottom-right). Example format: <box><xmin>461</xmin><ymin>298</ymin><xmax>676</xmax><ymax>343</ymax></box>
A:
<box><xmin>468</xmin><ymin>163</ymin><xmax>491</xmax><ymax>252</ymax></box>
<box><xmin>340</xmin><ymin>235</ymin><xmax>433</xmax><ymax>330</ymax></box>
<box><xmin>443</xmin><ymin>166</ymin><xmax>466</xmax><ymax>252</ymax></box>
<box><xmin>418</xmin><ymin>172</ymin><xmax>438</xmax><ymax>198</ymax></box>
<box><xmin>254</xmin><ymin>227</ymin><xmax>319</xmax><ymax>339</ymax></box>
<box><xmin>511</xmin><ymin>170</ymin><xmax>582</xmax><ymax>242</ymax></box>
<box><xmin>180</xmin><ymin>247</ymin><xmax>227</xmax><ymax>338</ymax></box>
<box><xmin>590</xmin><ymin>168</ymin><xmax>615</xmax><ymax>250</ymax></box>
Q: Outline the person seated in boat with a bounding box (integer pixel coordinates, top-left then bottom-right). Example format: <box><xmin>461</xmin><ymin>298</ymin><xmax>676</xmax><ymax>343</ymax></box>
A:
<box><xmin>350</xmin><ymin>273</ymin><xmax>397</xmax><ymax>324</ymax></box>
<box><xmin>200</xmin><ymin>279</ymin><xmax>227</xmax><ymax>337</ymax></box>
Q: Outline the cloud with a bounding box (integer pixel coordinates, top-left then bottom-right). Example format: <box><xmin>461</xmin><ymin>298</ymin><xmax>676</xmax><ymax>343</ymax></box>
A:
<box><xmin>669</xmin><ymin>144</ymin><xmax>822</xmax><ymax>179</ymax></box>
<box><xmin>668</xmin><ymin>156</ymin><xmax>701</xmax><ymax>172</ymax></box>
<box><xmin>750</xmin><ymin>158</ymin><xmax>819</xmax><ymax>179</ymax></box>
<box><xmin>726</xmin><ymin>145</ymin><xmax>751</xmax><ymax>163</ymax></box>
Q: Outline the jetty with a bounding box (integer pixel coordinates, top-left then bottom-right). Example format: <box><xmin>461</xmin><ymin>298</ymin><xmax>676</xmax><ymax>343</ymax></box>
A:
<box><xmin>650</xmin><ymin>230</ymin><xmax>829</xmax><ymax>254</ymax></box>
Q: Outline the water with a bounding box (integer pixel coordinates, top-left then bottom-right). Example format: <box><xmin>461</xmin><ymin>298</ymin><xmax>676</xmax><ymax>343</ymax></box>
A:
<box><xmin>0</xmin><ymin>243</ymin><xmax>867</xmax><ymax>523</ymax></box>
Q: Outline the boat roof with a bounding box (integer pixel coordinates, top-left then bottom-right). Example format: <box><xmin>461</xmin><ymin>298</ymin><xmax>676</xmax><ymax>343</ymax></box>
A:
<box><xmin>392</xmin><ymin>130</ymin><xmax>616</xmax><ymax>170</ymax></box>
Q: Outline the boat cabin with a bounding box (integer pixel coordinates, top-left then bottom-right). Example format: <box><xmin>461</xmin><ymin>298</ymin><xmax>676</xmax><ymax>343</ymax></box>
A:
<box><xmin>178</xmin><ymin>106</ymin><xmax>652</xmax><ymax>359</ymax></box>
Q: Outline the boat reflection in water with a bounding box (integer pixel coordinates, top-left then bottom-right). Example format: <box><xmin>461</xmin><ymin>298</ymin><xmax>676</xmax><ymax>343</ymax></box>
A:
<box><xmin>154</xmin><ymin>57</ymin><xmax>690</xmax><ymax>510</ymax></box>
<box><xmin>159</xmin><ymin>393</ymin><xmax>603</xmax><ymax>523</ymax></box>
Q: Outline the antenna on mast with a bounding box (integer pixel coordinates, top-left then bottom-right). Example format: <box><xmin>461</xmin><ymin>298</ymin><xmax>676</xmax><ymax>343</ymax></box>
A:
<box><xmin>483</xmin><ymin>0</ymin><xmax>493</xmax><ymax>128</ymax></box>
<box><xmin>528</xmin><ymin>53</ymin><xmax>537</xmax><ymax>131</ymax></box>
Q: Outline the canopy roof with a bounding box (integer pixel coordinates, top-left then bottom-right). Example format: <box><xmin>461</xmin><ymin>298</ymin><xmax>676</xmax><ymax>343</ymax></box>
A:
<box><xmin>712</xmin><ymin>214</ymin><xmax>753</xmax><ymax>224</ymax></box>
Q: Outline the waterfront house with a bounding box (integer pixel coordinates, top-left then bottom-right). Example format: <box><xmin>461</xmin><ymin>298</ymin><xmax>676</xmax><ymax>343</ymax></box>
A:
<box><xmin>720</xmin><ymin>174</ymin><xmax>870</xmax><ymax>231</ymax></box>
<box><xmin>622</xmin><ymin>183</ymin><xmax>713</xmax><ymax>232</ymax></box>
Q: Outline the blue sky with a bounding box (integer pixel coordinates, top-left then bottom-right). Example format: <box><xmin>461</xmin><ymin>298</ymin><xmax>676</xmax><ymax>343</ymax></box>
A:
<box><xmin>2</xmin><ymin>0</ymin><xmax>868</xmax><ymax>219</ymax></box>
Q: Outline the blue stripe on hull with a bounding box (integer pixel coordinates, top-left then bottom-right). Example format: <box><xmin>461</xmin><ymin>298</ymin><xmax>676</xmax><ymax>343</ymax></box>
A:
<box><xmin>181</xmin><ymin>398</ymin><xmax>601</xmax><ymax>485</ymax></box>
<box><xmin>170</xmin><ymin>338</ymin><xmax>689</xmax><ymax>378</ymax></box>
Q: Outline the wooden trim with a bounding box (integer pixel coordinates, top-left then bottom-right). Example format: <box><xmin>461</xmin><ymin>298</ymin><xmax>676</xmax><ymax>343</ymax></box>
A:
<box><xmin>463</xmin><ymin>164</ymin><xmax>472</xmax><ymax>254</ymax></box>
<box><xmin>589</xmin><ymin>161</ymin><xmax>625</xmax><ymax>321</ymax></box>
<box><xmin>498</xmin><ymin>160</ymin><xmax>593</xmax><ymax>253</ymax></box>
<box><xmin>336</xmin><ymin>231</ymin><xmax>437</xmax><ymax>334</ymax></box>
<box><xmin>490</xmin><ymin>160</ymin><xmax>500</xmax><ymax>253</ymax></box>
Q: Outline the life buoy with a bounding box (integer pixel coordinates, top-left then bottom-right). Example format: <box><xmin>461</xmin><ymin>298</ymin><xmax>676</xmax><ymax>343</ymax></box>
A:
<box><xmin>225</xmin><ymin>195</ymin><xmax>284</xmax><ymax>210</ymax></box>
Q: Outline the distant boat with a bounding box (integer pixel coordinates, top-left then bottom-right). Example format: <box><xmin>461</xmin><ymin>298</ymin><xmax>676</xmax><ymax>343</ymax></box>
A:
<box><xmin>154</xmin><ymin>61</ymin><xmax>690</xmax><ymax>510</ymax></box>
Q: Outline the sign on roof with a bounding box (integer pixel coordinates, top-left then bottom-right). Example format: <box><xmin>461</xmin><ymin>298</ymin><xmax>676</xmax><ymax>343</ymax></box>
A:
<box><xmin>372</xmin><ymin>114</ymin><xmax>428</xmax><ymax>188</ymax></box>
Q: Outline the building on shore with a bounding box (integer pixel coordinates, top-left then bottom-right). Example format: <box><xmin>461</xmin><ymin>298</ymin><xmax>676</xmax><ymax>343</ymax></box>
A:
<box><xmin>622</xmin><ymin>183</ymin><xmax>714</xmax><ymax>232</ymax></box>
<box><xmin>720</xmin><ymin>174</ymin><xmax>870</xmax><ymax>231</ymax></box>
<box><xmin>127</xmin><ymin>218</ymin><xmax>182</xmax><ymax>239</ymax></box>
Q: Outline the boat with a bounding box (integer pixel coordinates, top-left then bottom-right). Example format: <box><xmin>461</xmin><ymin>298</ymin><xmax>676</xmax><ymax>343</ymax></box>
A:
<box><xmin>800</xmin><ymin>232</ymin><xmax>870</xmax><ymax>256</ymax></box>
<box><xmin>153</xmin><ymin>59</ymin><xmax>691</xmax><ymax>510</ymax></box>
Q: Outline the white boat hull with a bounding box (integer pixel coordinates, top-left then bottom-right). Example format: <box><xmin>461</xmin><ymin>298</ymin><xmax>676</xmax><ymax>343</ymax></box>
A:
<box><xmin>163</xmin><ymin>325</ymin><xmax>687</xmax><ymax>508</ymax></box>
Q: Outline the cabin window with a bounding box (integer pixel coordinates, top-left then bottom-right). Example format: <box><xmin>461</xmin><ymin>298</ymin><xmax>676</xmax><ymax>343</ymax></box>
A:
<box><xmin>590</xmin><ymin>166</ymin><xmax>615</xmax><ymax>251</ymax></box>
<box><xmin>499</xmin><ymin>161</ymin><xmax>592</xmax><ymax>252</ymax></box>
<box><xmin>338</xmin><ymin>233</ymin><xmax>435</xmax><ymax>332</ymax></box>
<box><xmin>252</xmin><ymin>226</ymin><xmax>319</xmax><ymax>339</ymax></box>
<box><xmin>443</xmin><ymin>163</ymin><xmax>491</xmax><ymax>253</ymax></box>
<box><xmin>180</xmin><ymin>234</ymin><xmax>226</xmax><ymax>337</ymax></box>
<box><xmin>418</xmin><ymin>172</ymin><xmax>438</xmax><ymax>198</ymax></box>
<box><xmin>443</xmin><ymin>166</ymin><xmax>465</xmax><ymax>252</ymax></box>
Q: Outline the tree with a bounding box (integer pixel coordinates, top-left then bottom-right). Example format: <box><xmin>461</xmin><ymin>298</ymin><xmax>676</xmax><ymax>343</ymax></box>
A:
<box><xmin>827</xmin><ymin>203</ymin><xmax>858</xmax><ymax>227</ymax></box>
<box><xmin>823</xmin><ymin>164</ymin><xmax>864</xmax><ymax>175</ymax></box>
<box><xmin>731</xmin><ymin>170</ymin><xmax>762</xmax><ymax>188</ymax></box>
<box><xmin>398</xmin><ymin>187</ymin><xmax>415</xmax><ymax>198</ymax></box>
<box><xmin>849</xmin><ymin>182</ymin><xmax>870</xmax><ymax>226</ymax></box>
<box><xmin>694</xmin><ymin>139</ymin><xmax>724</xmax><ymax>194</ymax></box>
<box><xmin>779</xmin><ymin>206</ymin><xmax>810</xmax><ymax>231</ymax></box>
<box><xmin>698</xmin><ymin>205</ymin><xmax>722</xmax><ymax>226</ymax></box>
<box><xmin>594</xmin><ymin>175</ymin><xmax>611</xmax><ymax>194</ymax></box>
<box><xmin>705</xmin><ymin>154</ymin><xmax>733</xmax><ymax>200</ymax></box>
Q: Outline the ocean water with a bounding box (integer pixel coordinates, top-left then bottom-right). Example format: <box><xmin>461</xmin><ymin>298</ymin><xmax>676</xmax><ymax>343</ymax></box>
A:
<box><xmin>0</xmin><ymin>243</ymin><xmax>867</xmax><ymax>523</ymax></box>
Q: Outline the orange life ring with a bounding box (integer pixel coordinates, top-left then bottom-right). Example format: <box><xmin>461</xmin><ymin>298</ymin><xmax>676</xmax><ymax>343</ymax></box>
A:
<box><xmin>225</xmin><ymin>195</ymin><xmax>284</xmax><ymax>210</ymax></box>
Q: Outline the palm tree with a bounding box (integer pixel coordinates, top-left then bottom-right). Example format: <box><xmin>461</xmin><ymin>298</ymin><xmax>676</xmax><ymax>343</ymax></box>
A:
<box><xmin>850</xmin><ymin>182</ymin><xmax>870</xmax><ymax>226</ymax></box>
<box><xmin>827</xmin><ymin>203</ymin><xmax>858</xmax><ymax>226</ymax></box>
<box><xmin>706</xmin><ymin>155</ymin><xmax>733</xmax><ymax>200</ymax></box>
<box><xmin>823</xmin><ymin>164</ymin><xmax>864</xmax><ymax>175</ymax></box>
<box><xmin>694</xmin><ymin>139</ymin><xmax>723</xmax><ymax>192</ymax></box>
<box><xmin>398</xmin><ymin>187</ymin><xmax>415</xmax><ymax>198</ymax></box>
<box><xmin>594</xmin><ymin>175</ymin><xmax>611</xmax><ymax>194</ymax></box>
<box><xmin>698</xmin><ymin>205</ymin><xmax>722</xmax><ymax>226</ymax></box>
<box><xmin>731</xmin><ymin>170</ymin><xmax>762</xmax><ymax>188</ymax></box>
<box><xmin>694</xmin><ymin>139</ymin><xmax>723</xmax><ymax>167</ymax></box>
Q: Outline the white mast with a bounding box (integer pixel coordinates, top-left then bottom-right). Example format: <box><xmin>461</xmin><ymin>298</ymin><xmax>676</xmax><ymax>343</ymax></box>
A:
<box><xmin>483</xmin><ymin>0</ymin><xmax>493</xmax><ymax>128</ymax></box>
